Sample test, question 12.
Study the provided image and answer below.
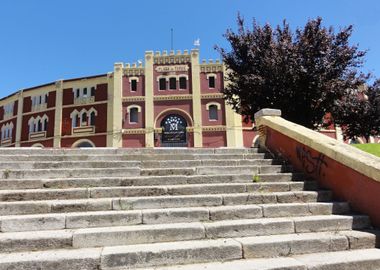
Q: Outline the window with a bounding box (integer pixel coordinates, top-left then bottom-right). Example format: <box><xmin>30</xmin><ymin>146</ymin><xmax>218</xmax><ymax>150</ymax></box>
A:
<box><xmin>76</xmin><ymin>89</ymin><xmax>80</xmax><ymax>98</ymax></box>
<box><xmin>131</xmin><ymin>79</ymin><xmax>137</xmax><ymax>91</ymax></box>
<box><xmin>44</xmin><ymin>119</ymin><xmax>48</xmax><ymax>131</ymax></box>
<box><xmin>90</xmin><ymin>112</ymin><xmax>96</xmax><ymax>126</ymax></box>
<box><xmin>169</xmin><ymin>78</ymin><xmax>176</xmax><ymax>90</ymax></box>
<box><xmin>81</xmin><ymin>112</ymin><xmax>87</xmax><ymax>126</ymax></box>
<box><xmin>159</xmin><ymin>78</ymin><xmax>166</xmax><ymax>90</ymax></box>
<box><xmin>83</xmin><ymin>88</ymin><xmax>88</xmax><ymax>97</ymax></box>
<box><xmin>179</xmin><ymin>77</ymin><xmax>187</xmax><ymax>90</ymax></box>
<box><xmin>72</xmin><ymin>116</ymin><xmax>77</xmax><ymax>127</ymax></box>
<box><xmin>208</xmin><ymin>105</ymin><xmax>218</xmax><ymax>120</ymax></box>
<box><xmin>91</xmin><ymin>87</ymin><xmax>96</xmax><ymax>96</ymax></box>
<box><xmin>208</xmin><ymin>76</ymin><xmax>215</xmax><ymax>88</ymax></box>
<box><xmin>129</xmin><ymin>108</ymin><xmax>138</xmax><ymax>123</ymax></box>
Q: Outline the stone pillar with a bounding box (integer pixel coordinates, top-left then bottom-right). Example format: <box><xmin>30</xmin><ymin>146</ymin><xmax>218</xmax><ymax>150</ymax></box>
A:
<box><xmin>107</xmin><ymin>63</ymin><xmax>123</xmax><ymax>147</ymax></box>
<box><xmin>223</xmin><ymin>65</ymin><xmax>243</xmax><ymax>147</ymax></box>
<box><xmin>15</xmin><ymin>90</ymin><xmax>24</xmax><ymax>147</ymax></box>
<box><xmin>190</xmin><ymin>49</ymin><xmax>203</xmax><ymax>147</ymax></box>
<box><xmin>254</xmin><ymin>108</ymin><xmax>282</xmax><ymax>149</ymax></box>
<box><xmin>144</xmin><ymin>51</ymin><xmax>154</xmax><ymax>147</ymax></box>
<box><xmin>53</xmin><ymin>80</ymin><xmax>63</xmax><ymax>148</ymax></box>
<box><xmin>335</xmin><ymin>126</ymin><xmax>344</xmax><ymax>142</ymax></box>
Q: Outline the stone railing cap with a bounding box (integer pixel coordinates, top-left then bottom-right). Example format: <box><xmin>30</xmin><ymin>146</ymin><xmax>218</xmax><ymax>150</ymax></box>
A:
<box><xmin>254</xmin><ymin>109</ymin><xmax>282</xmax><ymax>119</ymax></box>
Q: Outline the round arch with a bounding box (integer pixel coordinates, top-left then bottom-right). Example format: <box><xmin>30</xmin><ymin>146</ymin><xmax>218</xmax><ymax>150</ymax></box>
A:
<box><xmin>72</xmin><ymin>139</ymin><xmax>95</xmax><ymax>148</ymax></box>
<box><xmin>31</xmin><ymin>143</ymin><xmax>44</xmax><ymax>148</ymax></box>
<box><xmin>154</xmin><ymin>108</ymin><xmax>194</xmax><ymax>128</ymax></box>
<box><xmin>252</xmin><ymin>135</ymin><xmax>260</xmax><ymax>147</ymax></box>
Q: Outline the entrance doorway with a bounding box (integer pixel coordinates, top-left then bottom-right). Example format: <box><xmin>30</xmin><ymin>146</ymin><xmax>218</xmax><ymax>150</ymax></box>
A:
<box><xmin>160</xmin><ymin>114</ymin><xmax>188</xmax><ymax>147</ymax></box>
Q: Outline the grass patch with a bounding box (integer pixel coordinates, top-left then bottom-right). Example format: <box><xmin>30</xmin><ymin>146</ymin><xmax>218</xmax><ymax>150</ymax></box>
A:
<box><xmin>352</xmin><ymin>143</ymin><xmax>380</xmax><ymax>158</ymax></box>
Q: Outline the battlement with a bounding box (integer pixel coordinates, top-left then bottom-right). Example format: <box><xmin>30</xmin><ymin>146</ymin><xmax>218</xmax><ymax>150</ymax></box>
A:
<box><xmin>200</xmin><ymin>59</ymin><xmax>223</xmax><ymax>73</ymax></box>
<box><xmin>153</xmin><ymin>49</ymin><xmax>190</xmax><ymax>57</ymax></box>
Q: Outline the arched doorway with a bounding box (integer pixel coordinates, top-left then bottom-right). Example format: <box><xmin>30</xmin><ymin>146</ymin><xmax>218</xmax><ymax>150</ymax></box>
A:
<box><xmin>72</xmin><ymin>139</ymin><xmax>95</xmax><ymax>148</ymax></box>
<box><xmin>160</xmin><ymin>114</ymin><xmax>188</xmax><ymax>147</ymax></box>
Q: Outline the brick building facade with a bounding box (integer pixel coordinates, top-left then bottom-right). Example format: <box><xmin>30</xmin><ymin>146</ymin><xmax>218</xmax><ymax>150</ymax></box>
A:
<box><xmin>0</xmin><ymin>49</ymin><xmax>257</xmax><ymax>148</ymax></box>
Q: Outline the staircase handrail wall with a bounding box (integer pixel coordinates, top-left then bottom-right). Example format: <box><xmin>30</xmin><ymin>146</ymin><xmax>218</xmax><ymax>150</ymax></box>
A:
<box><xmin>255</xmin><ymin>108</ymin><xmax>380</xmax><ymax>227</ymax></box>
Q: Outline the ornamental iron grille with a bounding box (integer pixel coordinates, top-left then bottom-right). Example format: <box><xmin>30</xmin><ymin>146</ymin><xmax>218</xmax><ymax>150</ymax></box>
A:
<box><xmin>160</xmin><ymin>114</ymin><xmax>188</xmax><ymax>147</ymax></box>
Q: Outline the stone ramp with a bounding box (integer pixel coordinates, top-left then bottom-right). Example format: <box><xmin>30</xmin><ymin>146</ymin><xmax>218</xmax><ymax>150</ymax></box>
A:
<box><xmin>0</xmin><ymin>147</ymin><xmax>378</xmax><ymax>269</ymax></box>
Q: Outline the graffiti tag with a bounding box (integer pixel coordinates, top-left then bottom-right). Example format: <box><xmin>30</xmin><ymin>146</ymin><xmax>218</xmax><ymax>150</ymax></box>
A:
<box><xmin>296</xmin><ymin>145</ymin><xmax>327</xmax><ymax>176</ymax></box>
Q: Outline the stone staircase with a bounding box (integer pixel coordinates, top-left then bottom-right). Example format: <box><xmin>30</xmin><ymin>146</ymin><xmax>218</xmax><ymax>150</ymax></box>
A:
<box><xmin>0</xmin><ymin>147</ymin><xmax>379</xmax><ymax>270</ymax></box>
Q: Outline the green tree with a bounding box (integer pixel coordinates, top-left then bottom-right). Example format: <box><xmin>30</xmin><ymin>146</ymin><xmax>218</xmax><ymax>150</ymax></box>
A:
<box><xmin>216</xmin><ymin>16</ymin><xmax>369</xmax><ymax>129</ymax></box>
<box><xmin>333</xmin><ymin>81</ymin><xmax>380</xmax><ymax>142</ymax></box>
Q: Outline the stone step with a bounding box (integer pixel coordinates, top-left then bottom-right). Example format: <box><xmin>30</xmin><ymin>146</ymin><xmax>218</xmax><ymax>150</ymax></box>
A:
<box><xmin>0</xmin><ymin>147</ymin><xmax>260</xmax><ymax>156</ymax></box>
<box><xmin>0</xmin><ymin>161</ymin><xmax>141</xmax><ymax>170</ymax></box>
<box><xmin>140</xmin><ymin>159</ymin><xmax>279</xmax><ymax>168</ymax></box>
<box><xmin>0</xmin><ymin>215</ymin><xmax>370</xmax><ymax>252</ymax></box>
<box><xmin>0</xmin><ymin>153</ymin><xmax>268</xmax><ymax>162</ymax></box>
<box><xmin>0</xmin><ymin>173</ymin><xmax>307</xmax><ymax>190</ymax></box>
<box><xmin>138</xmin><ymin>248</ymin><xmax>380</xmax><ymax>270</ymax></box>
<box><xmin>0</xmin><ymin>174</ymin><xmax>253</xmax><ymax>190</ymax></box>
<box><xmin>140</xmin><ymin>165</ymin><xmax>291</xmax><ymax>176</ymax></box>
<box><xmin>0</xmin><ymin>191</ymin><xmax>333</xmax><ymax>215</ymax></box>
<box><xmin>0</xmin><ymin>182</ymin><xmax>319</xmax><ymax>202</ymax></box>
<box><xmin>0</xmin><ymin>202</ymin><xmax>350</xmax><ymax>232</ymax></box>
<box><xmin>3</xmin><ymin>247</ymin><xmax>380</xmax><ymax>270</ymax></box>
<box><xmin>0</xmin><ymin>167</ymin><xmax>140</xmax><ymax>180</ymax></box>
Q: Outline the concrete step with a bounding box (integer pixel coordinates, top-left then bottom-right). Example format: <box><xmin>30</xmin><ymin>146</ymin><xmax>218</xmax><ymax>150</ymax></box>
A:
<box><xmin>0</xmin><ymin>167</ymin><xmax>140</xmax><ymax>180</ymax></box>
<box><xmin>0</xmin><ymin>215</ymin><xmax>370</xmax><ymax>252</ymax></box>
<box><xmin>0</xmin><ymin>161</ymin><xmax>141</xmax><ymax>170</ymax></box>
<box><xmin>0</xmin><ymin>191</ymin><xmax>333</xmax><ymax>215</ymax></box>
<box><xmin>0</xmin><ymin>182</ymin><xmax>319</xmax><ymax>202</ymax></box>
<box><xmin>138</xmin><ymin>248</ymin><xmax>380</xmax><ymax>270</ymax></box>
<box><xmin>0</xmin><ymin>202</ymin><xmax>350</xmax><ymax>232</ymax></box>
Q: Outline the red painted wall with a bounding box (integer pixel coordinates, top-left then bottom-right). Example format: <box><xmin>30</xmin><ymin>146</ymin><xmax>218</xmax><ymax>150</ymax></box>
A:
<box><xmin>202</xmin><ymin>131</ymin><xmax>227</xmax><ymax>148</ymax></box>
<box><xmin>95</xmin><ymin>83</ymin><xmax>108</xmax><ymax>102</ymax></box>
<box><xmin>200</xmin><ymin>71</ymin><xmax>223</xmax><ymax>94</ymax></box>
<box><xmin>47</xmin><ymin>91</ymin><xmax>56</xmax><ymax>108</ymax></box>
<box><xmin>243</xmin><ymin>130</ymin><xmax>257</xmax><ymax>147</ymax></box>
<box><xmin>154</xmin><ymin>100</ymin><xmax>193</xmax><ymax>127</ymax></box>
<box><xmin>21</xmin><ymin>110</ymin><xmax>55</xmax><ymax>141</ymax></box>
<box><xmin>201</xmin><ymin>98</ymin><xmax>226</xmax><ymax>126</ymax></box>
<box><xmin>61</xmin><ymin>135</ymin><xmax>106</xmax><ymax>148</ymax></box>
<box><xmin>153</xmin><ymin>63</ymin><xmax>192</xmax><ymax>95</ymax></box>
<box><xmin>62</xmin><ymin>88</ymin><xmax>74</xmax><ymax>105</ymax></box>
<box><xmin>123</xmin><ymin>76</ymin><xmax>145</xmax><ymax>97</ymax></box>
<box><xmin>61</xmin><ymin>103</ymin><xmax>107</xmax><ymax>136</ymax></box>
<box><xmin>20</xmin><ymin>139</ymin><xmax>54</xmax><ymax>147</ymax></box>
<box><xmin>264</xmin><ymin>127</ymin><xmax>380</xmax><ymax>228</ymax></box>
<box><xmin>122</xmin><ymin>134</ymin><xmax>145</xmax><ymax>148</ymax></box>
<box><xmin>123</xmin><ymin>101</ymin><xmax>145</xmax><ymax>129</ymax></box>
<box><xmin>0</xmin><ymin>106</ymin><xmax>3</xmax><ymax>121</ymax></box>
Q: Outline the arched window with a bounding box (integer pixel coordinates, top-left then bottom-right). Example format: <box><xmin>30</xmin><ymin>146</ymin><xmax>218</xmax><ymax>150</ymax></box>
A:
<box><xmin>37</xmin><ymin>120</ymin><xmax>42</xmax><ymax>132</ymax></box>
<box><xmin>159</xmin><ymin>78</ymin><xmax>166</xmax><ymax>90</ymax></box>
<box><xmin>179</xmin><ymin>77</ymin><xmax>187</xmax><ymax>90</ymax></box>
<box><xmin>72</xmin><ymin>114</ymin><xmax>77</xmax><ymax>127</ymax></box>
<box><xmin>81</xmin><ymin>112</ymin><xmax>87</xmax><ymax>126</ymax></box>
<box><xmin>90</xmin><ymin>111</ymin><xmax>96</xmax><ymax>126</ymax></box>
<box><xmin>169</xmin><ymin>77</ymin><xmax>176</xmax><ymax>90</ymax></box>
<box><xmin>129</xmin><ymin>107</ymin><xmax>139</xmax><ymax>123</ymax></box>
<box><xmin>208</xmin><ymin>105</ymin><xmax>218</xmax><ymax>120</ymax></box>
<box><xmin>44</xmin><ymin>118</ymin><xmax>48</xmax><ymax>131</ymax></box>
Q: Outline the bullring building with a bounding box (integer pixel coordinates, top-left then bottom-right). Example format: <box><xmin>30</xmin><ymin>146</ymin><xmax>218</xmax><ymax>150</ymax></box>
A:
<box><xmin>0</xmin><ymin>49</ymin><xmax>257</xmax><ymax>148</ymax></box>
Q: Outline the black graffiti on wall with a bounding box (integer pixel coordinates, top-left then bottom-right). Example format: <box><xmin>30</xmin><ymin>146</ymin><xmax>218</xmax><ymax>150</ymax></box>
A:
<box><xmin>296</xmin><ymin>145</ymin><xmax>327</xmax><ymax>176</ymax></box>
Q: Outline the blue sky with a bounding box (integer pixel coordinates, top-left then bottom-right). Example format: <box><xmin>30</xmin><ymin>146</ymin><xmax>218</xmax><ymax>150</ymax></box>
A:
<box><xmin>0</xmin><ymin>0</ymin><xmax>379</xmax><ymax>96</ymax></box>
